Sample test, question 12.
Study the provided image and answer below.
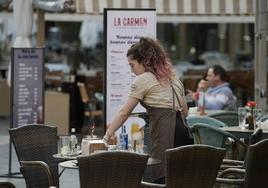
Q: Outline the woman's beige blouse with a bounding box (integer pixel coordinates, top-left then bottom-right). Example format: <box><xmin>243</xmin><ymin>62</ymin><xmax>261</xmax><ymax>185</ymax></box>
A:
<box><xmin>129</xmin><ymin>72</ymin><xmax>185</xmax><ymax>111</ymax></box>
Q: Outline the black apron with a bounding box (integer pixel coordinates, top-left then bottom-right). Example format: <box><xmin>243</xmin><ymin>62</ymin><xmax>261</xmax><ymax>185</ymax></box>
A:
<box><xmin>141</xmin><ymin>102</ymin><xmax>190</xmax><ymax>180</ymax></box>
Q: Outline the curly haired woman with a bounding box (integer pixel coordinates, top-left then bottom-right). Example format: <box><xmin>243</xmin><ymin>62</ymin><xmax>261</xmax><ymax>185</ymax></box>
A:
<box><xmin>103</xmin><ymin>37</ymin><xmax>191</xmax><ymax>183</ymax></box>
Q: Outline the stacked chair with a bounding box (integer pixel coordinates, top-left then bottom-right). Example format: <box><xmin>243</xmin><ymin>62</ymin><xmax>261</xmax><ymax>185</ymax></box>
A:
<box><xmin>216</xmin><ymin>138</ymin><xmax>268</xmax><ymax>188</ymax></box>
<box><xmin>220</xmin><ymin>128</ymin><xmax>263</xmax><ymax>170</ymax></box>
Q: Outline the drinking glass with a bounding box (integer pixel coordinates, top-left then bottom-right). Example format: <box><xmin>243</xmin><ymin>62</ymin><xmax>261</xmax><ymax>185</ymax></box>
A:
<box><xmin>238</xmin><ymin>107</ymin><xmax>247</xmax><ymax>129</ymax></box>
<box><xmin>253</xmin><ymin>108</ymin><xmax>263</xmax><ymax>128</ymax></box>
<box><xmin>198</xmin><ymin>91</ymin><xmax>205</xmax><ymax>114</ymax></box>
<box><xmin>142</xmin><ymin>145</ymin><xmax>148</xmax><ymax>154</ymax></box>
<box><xmin>59</xmin><ymin>136</ymin><xmax>71</xmax><ymax>156</ymax></box>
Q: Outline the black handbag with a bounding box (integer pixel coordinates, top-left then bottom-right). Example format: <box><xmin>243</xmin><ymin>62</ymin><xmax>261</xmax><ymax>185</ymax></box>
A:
<box><xmin>171</xmin><ymin>84</ymin><xmax>194</xmax><ymax>146</ymax></box>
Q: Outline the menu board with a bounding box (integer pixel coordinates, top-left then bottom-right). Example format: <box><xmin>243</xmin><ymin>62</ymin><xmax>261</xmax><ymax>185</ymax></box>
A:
<box><xmin>104</xmin><ymin>9</ymin><xmax>156</xmax><ymax>124</ymax></box>
<box><xmin>11</xmin><ymin>48</ymin><xmax>44</xmax><ymax>128</ymax></box>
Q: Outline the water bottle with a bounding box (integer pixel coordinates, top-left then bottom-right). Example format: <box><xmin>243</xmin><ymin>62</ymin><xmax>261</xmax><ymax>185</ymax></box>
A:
<box><xmin>70</xmin><ymin>128</ymin><xmax>78</xmax><ymax>154</ymax></box>
<box><xmin>123</xmin><ymin>126</ymin><xmax>128</xmax><ymax>150</ymax></box>
<box><xmin>119</xmin><ymin>126</ymin><xmax>124</xmax><ymax>149</ymax></box>
<box><xmin>119</xmin><ymin>125</ymin><xmax>128</xmax><ymax>150</ymax></box>
<box><xmin>81</xmin><ymin>138</ymin><xmax>89</xmax><ymax>155</ymax></box>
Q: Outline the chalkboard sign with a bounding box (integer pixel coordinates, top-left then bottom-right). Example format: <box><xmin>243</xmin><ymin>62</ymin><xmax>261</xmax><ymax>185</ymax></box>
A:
<box><xmin>11</xmin><ymin>48</ymin><xmax>44</xmax><ymax>128</ymax></box>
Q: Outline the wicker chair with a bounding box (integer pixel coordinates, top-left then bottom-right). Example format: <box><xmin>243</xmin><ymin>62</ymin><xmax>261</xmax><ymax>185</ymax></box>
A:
<box><xmin>208</xmin><ymin>111</ymin><xmax>238</xmax><ymax>127</ymax></box>
<box><xmin>216</xmin><ymin>138</ymin><xmax>268</xmax><ymax>188</ymax></box>
<box><xmin>141</xmin><ymin>145</ymin><xmax>226</xmax><ymax>188</ymax></box>
<box><xmin>220</xmin><ymin>128</ymin><xmax>263</xmax><ymax>170</ymax></box>
<box><xmin>257</xmin><ymin>113</ymin><xmax>268</xmax><ymax>122</ymax></box>
<box><xmin>77</xmin><ymin>151</ymin><xmax>149</xmax><ymax>188</ymax></box>
<box><xmin>9</xmin><ymin>124</ymin><xmax>59</xmax><ymax>188</ymax></box>
<box><xmin>190</xmin><ymin>123</ymin><xmax>247</xmax><ymax>160</ymax></box>
<box><xmin>0</xmin><ymin>181</ymin><xmax>16</xmax><ymax>188</ymax></box>
<box><xmin>20</xmin><ymin>161</ymin><xmax>55</xmax><ymax>187</ymax></box>
<box><xmin>77</xmin><ymin>82</ymin><xmax>103</xmax><ymax>122</ymax></box>
<box><xmin>186</xmin><ymin>116</ymin><xmax>227</xmax><ymax>128</ymax></box>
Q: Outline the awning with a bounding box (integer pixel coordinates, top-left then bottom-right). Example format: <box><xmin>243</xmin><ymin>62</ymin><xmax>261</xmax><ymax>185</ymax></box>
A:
<box><xmin>0</xmin><ymin>0</ymin><xmax>256</xmax><ymax>23</ymax></box>
<box><xmin>76</xmin><ymin>0</ymin><xmax>255</xmax><ymax>16</ymax></box>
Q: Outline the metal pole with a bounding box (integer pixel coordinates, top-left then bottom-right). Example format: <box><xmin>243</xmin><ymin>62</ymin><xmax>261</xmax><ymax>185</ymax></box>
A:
<box><xmin>254</xmin><ymin>0</ymin><xmax>268</xmax><ymax>111</ymax></box>
<box><xmin>8</xmin><ymin>137</ymin><xmax>12</xmax><ymax>175</ymax></box>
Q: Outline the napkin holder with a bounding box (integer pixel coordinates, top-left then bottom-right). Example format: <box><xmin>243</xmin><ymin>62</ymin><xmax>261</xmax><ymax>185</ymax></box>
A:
<box><xmin>88</xmin><ymin>139</ymin><xmax>105</xmax><ymax>153</ymax></box>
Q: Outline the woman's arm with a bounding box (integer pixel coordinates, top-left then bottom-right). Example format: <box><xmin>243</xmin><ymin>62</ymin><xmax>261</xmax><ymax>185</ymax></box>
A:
<box><xmin>175</xmin><ymin>78</ymin><xmax>188</xmax><ymax>117</ymax></box>
<box><xmin>181</xmin><ymin>96</ymin><xmax>188</xmax><ymax>117</ymax></box>
<box><xmin>104</xmin><ymin>96</ymin><xmax>140</xmax><ymax>141</ymax></box>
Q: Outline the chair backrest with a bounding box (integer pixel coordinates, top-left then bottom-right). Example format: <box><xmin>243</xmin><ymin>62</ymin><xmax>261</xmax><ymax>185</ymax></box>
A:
<box><xmin>248</xmin><ymin>128</ymin><xmax>263</xmax><ymax>145</ymax></box>
<box><xmin>208</xmin><ymin>111</ymin><xmax>238</xmax><ymax>127</ymax></box>
<box><xmin>258</xmin><ymin>114</ymin><xmax>268</xmax><ymax>122</ymax></box>
<box><xmin>20</xmin><ymin>161</ymin><xmax>55</xmax><ymax>187</ymax></box>
<box><xmin>0</xmin><ymin>181</ymin><xmax>16</xmax><ymax>188</ymax></box>
<box><xmin>165</xmin><ymin>145</ymin><xmax>226</xmax><ymax>188</ymax></box>
<box><xmin>9</xmin><ymin>124</ymin><xmax>59</xmax><ymax>188</ymax></box>
<box><xmin>190</xmin><ymin>123</ymin><xmax>247</xmax><ymax>160</ymax></box>
<box><xmin>242</xmin><ymin>128</ymin><xmax>263</xmax><ymax>167</ymax></box>
<box><xmin>77</xmin><ymin>82</ymin><xmax>90</xmax><ymax>104</ymax></box>
<box><xmin>245</xmin><ymin>139</ymin><xmax>268</xmax><ymax>188</ymax></box>
<box><xmin>187</xmin><ymin>116</ymin><xmax>227</xmax><ymax>128</ymax></box>
<box><xmin>77</xmin><ymin>151</ymin><xmax>149</xmax><ymax>188</ymax></box>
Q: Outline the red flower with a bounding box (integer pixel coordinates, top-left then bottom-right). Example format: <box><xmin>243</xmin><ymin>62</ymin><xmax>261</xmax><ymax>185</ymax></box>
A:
<box><xmin>247</xmin><ymin>101</ymin><xmax>257</xmax><ymax>108</ymax></box>
<box><xmin>194</xmin><ymin>92</ymin><xmax>199</xmax><ymax>100</ymax></box>
<box><xmin>246</xmin><ymin>101</ymin><xmax>257</xmax><ymax>130</ymax></box>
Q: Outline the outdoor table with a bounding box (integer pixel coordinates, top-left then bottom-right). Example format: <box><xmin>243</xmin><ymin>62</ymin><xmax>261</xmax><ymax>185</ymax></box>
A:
<box><xmin>188</xmin><ymin>109</ymin><xmax>226</xmax><ymax>117</ymax></box>
<box><xmin>59</xmin><ymin>157</ymin><xmax>161</xmax><ymax>170</ymax></box>
<box><xmin>221</xmin><ymin>126</ymin><xmax>268</xmax><ymax>139</ymax></box>
<box><xmin>53</xmin><ymin>152</ymin><xmax>82</xmax><ymax>176</ymax></box>
<box><xmin>59</xmin><ymin>160</ymin><xmax>78</xmax><ymax>169</ymax></box>
<box><xmin>53</xmin><ymin>153</ymin><xmax>81</xmax><ymax>160</ymax></box>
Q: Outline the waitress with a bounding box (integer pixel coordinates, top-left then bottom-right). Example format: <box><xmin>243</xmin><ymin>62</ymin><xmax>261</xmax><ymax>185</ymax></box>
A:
<box><xmin>103</xmin><ymin>37</ymin><xmax>191</xmax><ymax>183</ymax></box>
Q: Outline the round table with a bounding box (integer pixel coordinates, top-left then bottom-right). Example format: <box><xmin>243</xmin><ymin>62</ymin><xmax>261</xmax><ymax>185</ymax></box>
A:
<box><xmin>59</xmin><ymin>157</ymin><xmax>161</xmax><ymax>169</ymax></box>
<box><xmin>53</xmin><ymin>153</ymin><xmax>81</xmax><ymax>160</ymax></box>
<box><xmin>59</xmin><ymin>160</ymin><xmax>78</xmax><ymax>169</ymax></box>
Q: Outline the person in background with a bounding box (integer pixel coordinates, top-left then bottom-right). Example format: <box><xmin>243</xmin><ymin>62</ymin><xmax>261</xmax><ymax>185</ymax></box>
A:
<box><xmin>190</xmin><ymin>79</ymin><xmax>208</xmax><ymax>100</ymax></box>
<box><xmin>186</xmin><ymin>75</ymin><xmax>208</xmax><ymax>108</ymax></box>
<box><xmin>197</xmin><ymin>79</ymin><xmax>209</xmax><ymax>92</ymax></box>
<box><xmin>103</xmin><ymin>37</ymin><xmax>191</xmax><ymax>184</ymax></box>
<box><xmin>200</xmin><ymin>65</ymin><xmax>237</xmax><ymax>110</ymax></box>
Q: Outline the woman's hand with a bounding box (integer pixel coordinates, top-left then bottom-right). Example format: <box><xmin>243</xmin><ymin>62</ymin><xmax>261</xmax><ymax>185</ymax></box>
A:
<box><xmin>103</xmin><ymin>124</ymin><xmax>118</xmax><ymax>146</ymax></box>
<box><xmin>103</xmin><ymin>124</ymin><xmax>112</xmax><ymax>146</ymax></box>
<box><xmin>103</xmin><ymin>133</ymin><xmax>117</xmax><ymax>146</ymax></box>
<box><xmin>103</xmin><ymin>132</ymin><xmax>110</xmax><ymax>146</ymax></box>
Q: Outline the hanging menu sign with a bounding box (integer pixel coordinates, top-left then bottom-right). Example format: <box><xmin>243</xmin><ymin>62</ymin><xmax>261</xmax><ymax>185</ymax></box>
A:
<box><xmin>11</xmin><ymin>48</ymin><xmax>44</xmax><ymax>128</ymax></box>
<box><xmin>104</xmin><ymin>9</ymin><xmax>156</xmax><ymax>124</ymax></box>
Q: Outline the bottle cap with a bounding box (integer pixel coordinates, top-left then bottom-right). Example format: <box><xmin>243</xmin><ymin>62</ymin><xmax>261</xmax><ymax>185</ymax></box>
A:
<box><xmin>71</xmin><ymin>128</ymin><xmax>76</xmax><ymax>133</ymax></box>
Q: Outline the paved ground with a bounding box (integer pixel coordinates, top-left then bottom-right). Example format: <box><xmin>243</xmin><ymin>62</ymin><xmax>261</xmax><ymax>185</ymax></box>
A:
<box><xmin>0</xmin><ymin>117</ymin><xmax>82</xmax><ymax>188</ymax></box>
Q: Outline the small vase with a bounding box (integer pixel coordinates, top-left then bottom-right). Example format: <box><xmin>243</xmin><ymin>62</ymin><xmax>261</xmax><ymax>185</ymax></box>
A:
<box><xmin>248</xmin><ymin>115</ymin><xmax>254</xmax><ymax>130</ymax></box>
<box><xmin>248</xmin><ymin>108</ymin><xmax>255</xmax><ymax>130</ymax></box>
